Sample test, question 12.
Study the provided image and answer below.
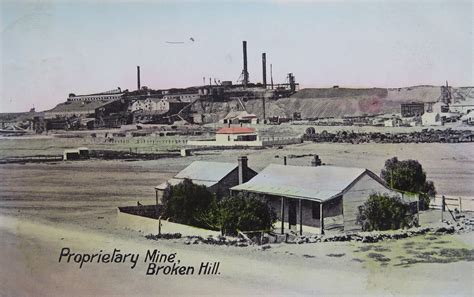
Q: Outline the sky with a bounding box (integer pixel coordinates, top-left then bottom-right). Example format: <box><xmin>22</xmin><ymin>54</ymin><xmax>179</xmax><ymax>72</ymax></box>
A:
<box><xmin>1</xmin><ymin>0</ymin><xmax>472</xmax><ymax>112</ymax></box>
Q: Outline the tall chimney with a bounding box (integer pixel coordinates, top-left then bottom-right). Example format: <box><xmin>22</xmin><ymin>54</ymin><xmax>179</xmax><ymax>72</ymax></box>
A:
<box><xmin>242</xmin><ymin>41</ymin><xmax>249</xmax><ymax>87</ymax></box>
<box><xmin>238</xmin><ymin>156</ymin><xmax>248</xmax><ymax>184</ymax></box>
<box><xmin>137</xmin><ymin>66</ymin><xmax>141</xmax><ymax>91</ymax></box>
<box><xmin>262</xmin><ymin>53</ymin><xmax>267</xmax><ymax>88</ymax></box>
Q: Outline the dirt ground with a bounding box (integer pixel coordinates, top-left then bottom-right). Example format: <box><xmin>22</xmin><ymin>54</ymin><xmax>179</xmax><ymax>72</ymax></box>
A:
<box><xmin>0</xmin><ymin>136</ymin><xmax>473</xmax><ymax>296</ymax></box>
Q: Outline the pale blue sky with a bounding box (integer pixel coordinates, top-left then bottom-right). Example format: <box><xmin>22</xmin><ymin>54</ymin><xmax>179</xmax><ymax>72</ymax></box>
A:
<box><xmin>1</xmin><ymin>0</ymin><xmax>472</xmax><ymax>112</ymax></box>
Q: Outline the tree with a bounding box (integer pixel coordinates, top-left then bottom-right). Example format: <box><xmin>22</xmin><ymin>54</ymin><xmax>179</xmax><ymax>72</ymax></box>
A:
<box><xmin>380</xmin><ymin>157</ymin><xmax>436</xmax><ymax>210</ymax></box>
<box><xmin>162</xmin><ymin>179</ymin><xmax>215</xmax><ymax>228</ymax></box>
<box><xmin>357</xmin><ymin>193</ymin><xmax>414</xmax><ymax>231</ymax></box>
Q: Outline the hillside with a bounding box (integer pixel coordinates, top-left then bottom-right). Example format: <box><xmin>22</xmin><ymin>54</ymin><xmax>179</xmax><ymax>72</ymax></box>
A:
<box><xmin>192</xmin><ymin>85</ymin><xmax>474</xmax><ymax>120</ymax></box>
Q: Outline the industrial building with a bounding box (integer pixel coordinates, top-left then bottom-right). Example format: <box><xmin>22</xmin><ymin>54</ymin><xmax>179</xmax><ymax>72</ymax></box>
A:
<box><xmin>155</xmin><ymin>157</ymin><xmax>257</xmax><ymax>202</ymax></box>
<box><xmin>220</xmin><ymin>111</ymin><xmax>259</xmax><ymax>124</ymax></box>
<box><xmin>231</xmin><ymin>163</ymin><xmax>417</xmax><ymax>234</ymax></box>
<box><xmin>130</xmin><ymin>98</ymin><xmax>187</xmax><ymax>114</ymax></box>
<box><xmin>67</xmin><ymin>88</ymin><xmax>126</xmax><ymax>102</ymax></box>
<box><xmin>401</xmin><ymin>102</ymin><xmax>425</xmax><ymax>117</ymax></box>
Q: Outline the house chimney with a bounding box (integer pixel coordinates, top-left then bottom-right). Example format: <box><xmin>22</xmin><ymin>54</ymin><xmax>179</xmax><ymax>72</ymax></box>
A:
<box><xmin>311</xmin><ymin>155</ymin><xmax>322</xmax><ymax>167</ymax></box>
<box><xmin>137</xmin><ymin>66</ymin><xmax>141</xmax><ymax>90</ymax></box>
<box><xmin>238</xmin><ymin>156</ymin><xmax>248</xmax><ymax>184</ymax></box>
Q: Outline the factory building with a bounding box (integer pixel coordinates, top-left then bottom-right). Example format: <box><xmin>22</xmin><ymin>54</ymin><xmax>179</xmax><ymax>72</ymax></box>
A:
<box><xmin>67</xmin><ymin>88</ymin><xmax>126</xmax><ymax>101</ymax></box>
<box><xmin>220</xmin><ymin>111</ymin><xmax>258</xmax><ymax>124</ymax></box>
<box><xmin>231</xmin><ymin>163</ymin><xmax>417</xmax><ymax>234</ymax></box>
<box><xmin>131</xmin><ymin>98</ymin><xmax>188</xmax><ymax>114</ymax></box>
<box><xmin>155</xmin><ymin>157</ymin><xmax>257</xmax><ymax>203</ymax></box>
<box><xmin>401</xmin><ymin>102</ymin><xmax>425</xmax><ymax>117</ymax></box>
<box><xmin>163</xmin><ymin>93</ymin><xmax>201</xmax><ymax>102</ymax></box>
<box><xmin>44</xmin><ymin>99</ymin><xmax>127</xmax><ymax>119</ymax></box>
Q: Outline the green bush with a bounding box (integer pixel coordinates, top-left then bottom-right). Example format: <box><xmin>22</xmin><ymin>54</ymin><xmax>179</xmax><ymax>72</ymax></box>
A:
<box><xmin>357</xmin><ymin>193</ymin><xmax>414</xmax><ymax>231</ymax></box>
<box><xmin>162</xmin><ymin>178</ymin><xmax>215</xmax><ymax>229</ymax></box>
<box><xmin>162</xmin><ymin>180</ymin><xmax>276</xmax><ymax>235</ymax></box>
<box><xmin>217</xmin><ymin>193</ymin><xmax>277</xmax><ymax>236</ymax></box>
<box><xmin>380</xmin><ymin>157</ymin><xmax>436</xmax><ymax>210</ymax></box>
<box><xmin>197</xmin><ymin>193</ymin><xmax>277</xmax><ymax>236</ymax></box>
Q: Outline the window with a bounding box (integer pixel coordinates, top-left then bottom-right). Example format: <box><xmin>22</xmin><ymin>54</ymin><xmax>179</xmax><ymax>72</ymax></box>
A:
<box><xmin>312</xmin><ymin>201</ymin><xmax>320</xmax><ymax>219</ymax></box>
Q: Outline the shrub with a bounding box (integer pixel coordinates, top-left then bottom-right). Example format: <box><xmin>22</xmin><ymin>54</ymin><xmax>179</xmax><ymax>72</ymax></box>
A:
<box><xmin>357</xmin><ymin>193</ymin><xmax>414</xmax><ymax>231</ymax></box>
<box><xmin>193</xmin><ymin>193</ymin><xmax>278</xmax><ymax>236</ymax></box>
<box><xmin>217</xmin><ymin>193</ymin><xmax>277</xmax><ymax>236</ymax></box>
<box><xmin>161</xmin><ymin>178</ymin><xmax>215</xmax><ymax>229</ymax></box>
<box><xmin>162</xmin><ymin>180</ymin><xmax>276</xmax><ymax>235</ymax></box>
<box><xmin>380</xmin><ymin>157</ymin><xmax>436</xmax><ymax>210</ymax></box>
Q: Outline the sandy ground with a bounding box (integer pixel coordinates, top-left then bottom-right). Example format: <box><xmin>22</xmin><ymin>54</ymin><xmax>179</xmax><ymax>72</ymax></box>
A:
<box><xmin>0</xmin><ymin>137</ymin><xmax>473</xmax><ymax>296</ymax></box>
<box><xmin>1</xmin><ymin>214</ymin><xmax>473</xmax><ymax>297</ymax></box>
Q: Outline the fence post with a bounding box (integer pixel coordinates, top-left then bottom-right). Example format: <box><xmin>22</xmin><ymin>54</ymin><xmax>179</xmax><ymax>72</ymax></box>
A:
<box><xmin>441</xmin><ymin>195</ymin><xmax>445</xmax><ymax>221</ymax></box>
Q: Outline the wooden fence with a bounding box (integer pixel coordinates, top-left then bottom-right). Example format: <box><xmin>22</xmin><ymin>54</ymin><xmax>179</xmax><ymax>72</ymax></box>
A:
<box><xmin>430</xmin><ymin>195</ymin><xmax>474</xmax><ymax>212</ymax></box>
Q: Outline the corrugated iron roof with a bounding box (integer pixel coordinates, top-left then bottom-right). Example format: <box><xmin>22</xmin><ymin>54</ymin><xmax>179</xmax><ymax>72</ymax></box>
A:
<box><xmin>217</xmin><ymin>127</ymin><xmax>256</xmax><ymax>134</ymax></box>
<box><xmin>155</xmin><ymin>161</ymin><xmax>241</xmax><ymax>190</ymax></box>
<box><xmin>231</xmin><ymin>164</ymin><xmax>368</xmax><ymax>202</ymax></box>
<box><xmin>175</xmin><ymin>161</ymin><xmax>238</xmax><ymax>182</ymax></box>
<box><xmin>155</xmin><ymin>178</ymin><xmax>218</xmax><ymax>190</ymax></box>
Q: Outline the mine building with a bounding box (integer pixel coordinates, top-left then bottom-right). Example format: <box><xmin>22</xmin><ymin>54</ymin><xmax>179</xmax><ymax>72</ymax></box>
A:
<box><xmin>231</xmin><ymin>163</ymin><xmax>417</xmax><ymax>234</ymax></box>
<box><xmin>220</xmin><ymin>110</ymin><xmax>258</xmax><ymax>124</ymax></box>
<box><xmin>67</xmin><ymin>88</ymin><xmax>126</xmax><ymax>102</ymax></box>
<box><xmin>401</xmin><ymin>102</ymin><xmax>425</xmax><ymax>117</ymax></box>
<box><xmin>163</xmin><ymin>93</ymin><xmax>201</xmax><ymax>103</ymax></box>
<box><xmin>44</xmin><ymin>99</ymin><xmax>127</xmax><ymax>119</ymax></box>
<box><xmin>131</xmin><ymin>98</ymin><xmax>187</xmax><ymax>114</ymax></box>
<box><xmin>155</xmin><ymin>157</ymin><xmax>257</xmax><ymax>203</ymax></box>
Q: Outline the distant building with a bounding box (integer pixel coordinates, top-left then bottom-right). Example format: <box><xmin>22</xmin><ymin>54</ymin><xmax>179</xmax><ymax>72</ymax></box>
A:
<box><xmin>220</xmin><ymin>110</ymin><xmax>258</xmax><ymax>124</ymax></box>
<box><xmin>188</xmin><ymin>127</ymin><xmax>262</xmax><ymax>147</ymax></box>
<box><xmin>231</xmin><ymin>164</ymin><xmax>417</xmax><ymax>234</ymax></box>
<box><xmin>131</xmin><ymin>98</ymin><xmax>187</xmax><ymax>114</ymax></box>
<box><xmin>401</xmin><ymin>103</ymin><xmax>425</xmax><ymax>117</ymax></box>
<box><xmin>449</xmin><ymin>98</ymin><xmax>474</xmax><ymax>115</ymax></box>
<box><xmin>44</xmin><ymin>99</ymin><xmax>127</xmax><ymax>119</ymax></box>
<box><xmin>384</xmin><ymin>117</ymin><xmax>402</xmax><ymax>127</ymax></box>
<box><xmin>163</xmin><ymin>93</ymin><xmax>201</xmax><ymax>103</ymax></box>
<box><xmin>155</xmin><ymin>157</ymin><xmax>257</xmax><ymax>203</ymax></box>
<box><xmin>422</xmin><ymin>112</ymin><xmax>443</xmax><ymax>126</ymax></box>
<box><xmin>67</xmin><ymin>88</ymin><xmax>126</xmax><ymax>102</ymax></box>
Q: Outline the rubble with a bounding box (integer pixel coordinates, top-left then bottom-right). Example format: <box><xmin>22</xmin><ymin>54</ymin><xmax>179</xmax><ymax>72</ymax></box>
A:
<box><xmin>145</xmin><ymin>222</ymin><xmax>469</xmax><ymax>247</ymax></box>
<box><xmin>303</xmin><ymin>128</ymin><xmax>474</xmax><ymax>144</ymax></box>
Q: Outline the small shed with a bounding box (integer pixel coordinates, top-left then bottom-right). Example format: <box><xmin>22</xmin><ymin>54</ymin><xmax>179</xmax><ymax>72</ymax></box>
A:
<box><xmin>63</xmin><ymin>149</ymin><xmax>80</xmax><ymax>161</ymax></box>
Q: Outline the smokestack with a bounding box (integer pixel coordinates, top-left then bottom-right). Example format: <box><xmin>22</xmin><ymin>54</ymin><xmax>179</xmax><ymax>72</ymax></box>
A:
<box><xmin>238</xmin><ymin>156</ymin><xmax>248</xmax><ymax>184</ymax></box>
<box><xmin>242</xmin><ymin>41</ymin><xmax>249</xmax><ymax>87</ymax></box>
<box><xmin>262</xmin><ymin>53</ymin><xmax>267</xmax><ymax>88</ymax></box>
<box><xmin>137</xmin><ymin>66</ymin><xmax>141</xmax><ymax>91</ymax></box>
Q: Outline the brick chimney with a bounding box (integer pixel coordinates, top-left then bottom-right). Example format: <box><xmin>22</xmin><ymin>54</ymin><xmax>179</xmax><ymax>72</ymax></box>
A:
<box><xmin>238</xmin><ymin>156</ymin><xmax>248</xmax><ymax>184</ymax></box>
